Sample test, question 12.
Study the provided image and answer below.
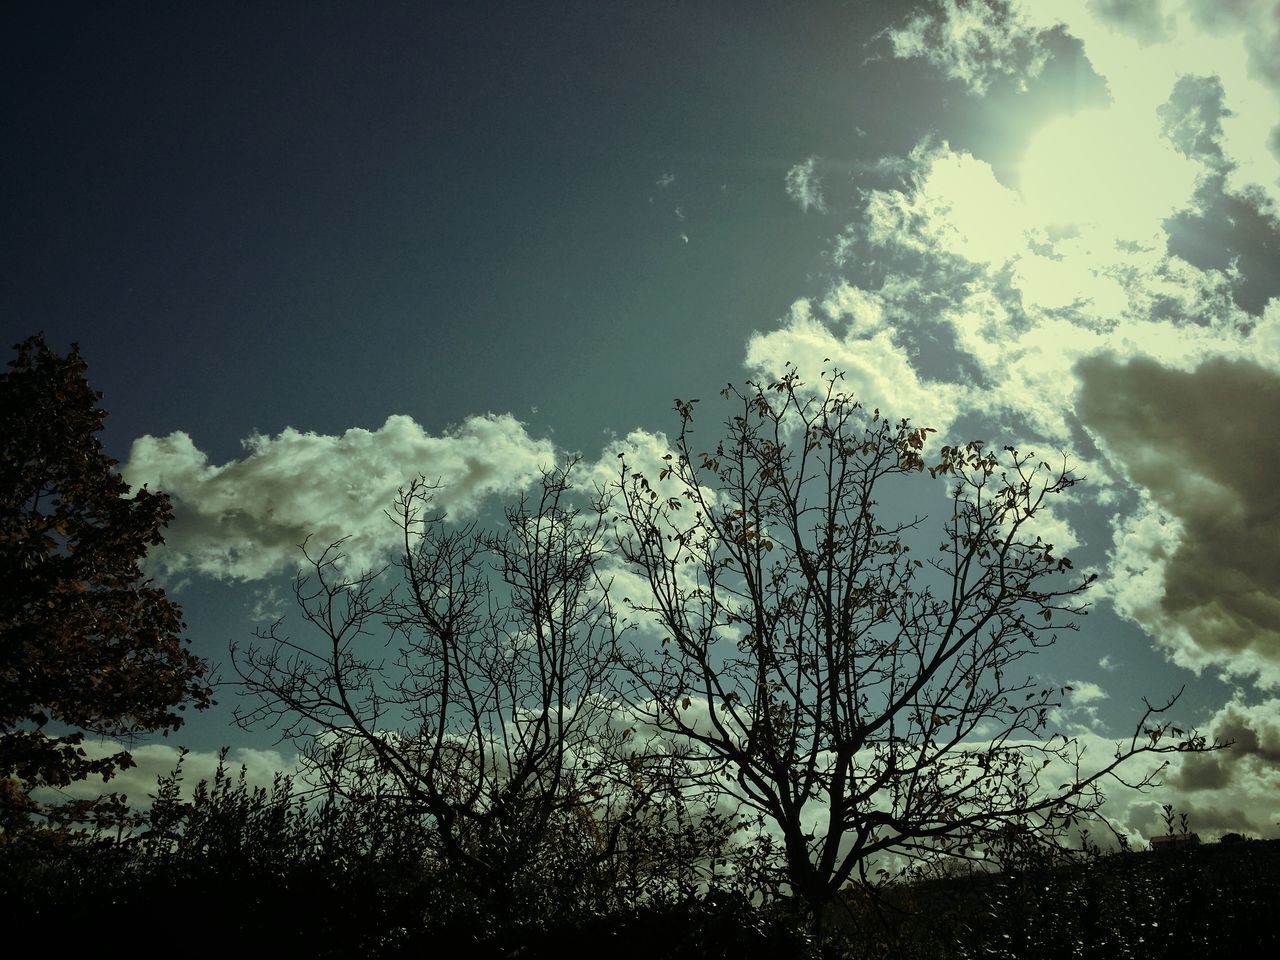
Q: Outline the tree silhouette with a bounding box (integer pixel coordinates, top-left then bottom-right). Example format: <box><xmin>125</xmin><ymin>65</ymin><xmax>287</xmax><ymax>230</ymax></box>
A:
<box><xmin>234</xmin><ymin>464</ymin><xmax>702</xmax><ymax>920</ymax></box>
<box><xmin>0</xmin><ymin>335</ymin><xmax>211</xmax><ymax>831</ymax></box>
<box><xmin>611</xmin><ymin>365</ymin><xmax>1217</xmax><ymax>932</ymax></box>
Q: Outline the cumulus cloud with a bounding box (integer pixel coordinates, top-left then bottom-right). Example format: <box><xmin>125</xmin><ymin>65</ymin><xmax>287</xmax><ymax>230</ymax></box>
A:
<box><xmin>1069</xmin><ymin>0</ymin><xmax>1280</xmax><ymax>212</ymax></box>
<box><xmin>785</xmin><ymin>156</ymin><xmax>827</xmax><ymax>213</ymax></box>
<box><xmin>745</xmin><ymin>293</ymin><xmax>968</xmax><ymax>433</ymax></box>
<box><xmin>124</xmin><ymin>413</ymin><xmax>556</xmax><ymax>582</ymax></box>
<box><xmin>886</xmin><ymin>0</ymin><xmax>1053</xmax><ymax>95</ymax></box>
<box><xmin>774</xmin><ymin>105</ymin><xmax>1274</xmax><ymax>689</ymax></box>
<box><xmin>886</xmin><ymin>0</ymin><xmax>1280</xmax><ymax>218</ymax></box>
<box><xmin>758</xmin><ymin>0</ymin><xmax>1280</xmax><ymax>714</ymax></box>
<box><xmin>1068</xmin><ymin>680</ymin><xmax>1110</xmax><ymax>706</ymax></box>
<box><xmin>1078</xmin><ymin>355</ymin><xmax>1280</xmax><ymax>686</ymax></box>
<box><xmin>895</xmin><ymin>0</ymin><xmax>1280</xmax><ymax>211</ymax></box>
<box><xmin>1140</xmin><ymin>696</ymin><xmax>1280</xmax><ymax>838</ymax></box>
<box><xmin>786</xmin><ymin>134</ymin><xmax>1260</xmax><ymax>438</ymax></box>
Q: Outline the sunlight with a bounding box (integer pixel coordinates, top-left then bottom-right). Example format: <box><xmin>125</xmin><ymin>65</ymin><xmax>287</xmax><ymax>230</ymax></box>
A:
<box><xmin>1017</xmin><ymin>106</ymin><xmax>1197</xmax><ymax>241</ymax></box>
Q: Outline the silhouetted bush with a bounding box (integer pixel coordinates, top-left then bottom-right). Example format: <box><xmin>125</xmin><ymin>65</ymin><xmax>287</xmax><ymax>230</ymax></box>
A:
<box><xmin>3</xmin><ymin>761</ymin><xmax>1276</xmax><ymax>959</ymax></box>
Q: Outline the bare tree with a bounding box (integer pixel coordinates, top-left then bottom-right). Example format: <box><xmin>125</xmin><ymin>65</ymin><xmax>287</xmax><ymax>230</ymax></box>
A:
<box><xmin>611</xmin><ymin>366</ymin><xmax>1218</xmax><ymax>931</ymax></box>
<box><xmin>234</xmin><ymin>464</ymin><xmax>650</xmax><ymax>911</ymax></box>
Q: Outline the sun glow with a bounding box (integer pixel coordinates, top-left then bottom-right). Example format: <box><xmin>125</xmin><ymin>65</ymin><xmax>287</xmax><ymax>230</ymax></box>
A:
<box><xmin>1017</xmin><ymin>107</ymin><xmax>1199</xmax><ymax>241</ymax></box>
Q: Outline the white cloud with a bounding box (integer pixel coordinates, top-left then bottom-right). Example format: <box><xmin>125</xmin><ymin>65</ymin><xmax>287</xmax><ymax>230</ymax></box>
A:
<box><xmin>898</xmin><ymin>0</ymin><xmax>1280</xmax><ymax>211</ymax></box>
<box><xmin>785</xmin><ymin>156</ymin><xmax>827</xmax><ymax>213</ymax></box>
<box><xmin>828</xmin><ymin>137</ymin><xmax>1260</xmax><ymax>440</ymax></box>
<box><xmin>886</xmin><ymin>0</ymin><xmax>1053</xmax><ymax>95</ymax></box>
<box><xmin>862</xmin><ymin>142</ymin><xmax>1030</xmax><ymax>264</ymax></box>
<box><xmin>779</xmin><ymin>0</ymin><xmax>1280</xmax><ymax>697</ymax></box>
<box><xmin>1068</xmin><ymin>680</ymin><xmax>1110</xmax><ymax>706</ymax></box>
<box><xmin>36</xmin><ymin>740</ymin><xmax>297</xmax><ymax>811</ymax></box>
<box><xmin>746</xmin><ymin>294</ymin><xmax>968</xmax><ymax>433</ymax></box>
<box><xmin>124</xmin><ymin>413</ymin><xmax>556</xmax><ymax>582</ymax></box>
<box><xmin>1017</xmin><ymin>106</ymin><xmax>1201</xmax><ymax>240</ymax></box>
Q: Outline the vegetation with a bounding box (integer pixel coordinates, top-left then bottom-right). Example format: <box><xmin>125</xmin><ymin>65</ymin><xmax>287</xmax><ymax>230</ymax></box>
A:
<box><xmin>0</xmin><ymin>335</ymin><xmax>211</xmax><ymax>831</ymax></box>
<box><xmin>231</xmin><ymin>464</ymin><xmax>762</xmax><ymax>918</ymax></box>
<box><xmin>1</xmin><ymin>764</ymin><xmax>1274</xmax><ymax>957</ymax></box>
<box><xmin>612</xmin><ymin>366</ymin><xmax>1213</xmax><ymax>930</ymax></box>
<box><xmin>4</xmin><ymin>344</ymin><xmax>1259</xmax><ymax>955</ymax></box>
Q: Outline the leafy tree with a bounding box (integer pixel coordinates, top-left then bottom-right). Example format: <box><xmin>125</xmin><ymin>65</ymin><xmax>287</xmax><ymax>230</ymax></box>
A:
<box><xmin>0</xmin><ymin>335</ymin><xmax>211</xmax><ymax>831</ymax></box>
<box><xmin>612</xmin><ymin>366</ymin><xmax>1218</xmax><ymax>933</ymax></box>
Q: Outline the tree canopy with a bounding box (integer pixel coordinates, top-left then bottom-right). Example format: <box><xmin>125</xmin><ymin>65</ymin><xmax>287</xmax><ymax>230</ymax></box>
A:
<box><xmin>0</xmin><ymin>335</ymin><xmax>211</xmax><ymax>830</ymax></box>
<box><xmin>612</xmin><ymin>366</ymin><xmax>1215</xmax><ymax>925</ymax></box>
<box><xmin>233</xmin><ymin>363</ymin><xmax>1219</xmax><ymax>933</ymax></box>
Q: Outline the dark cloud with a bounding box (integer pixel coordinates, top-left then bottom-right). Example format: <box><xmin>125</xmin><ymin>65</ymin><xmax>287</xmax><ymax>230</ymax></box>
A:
<box><xmin>1159</xmin><ymin>74</ymin><xmax>1230</xmax><ymax>165</ymax></box>
<box><xmin>1077</xmin><ymin>355</ymin><xmax>1280</xmax><ymax>680</ymax></box>
<box><xmin>1166</xmin><ymin>176</ymin><xmax>1280</xmax><ymax>315</ymax></box>
<box><xmin>1171</xmin><ymin>752</ymin><xmax>1234</xmax><ymax>791</ymax></box>
<box><xmin>1186</xmin><ymin>0</ymin><xmax>1280</xmax><ymax>91</ymax></box>
<box><xmin>1167</xmin><ymin>698</ymin><xmax>1280</xmax><ymax>840</ymax></box>
<box><xmin>1172</xmin><ymin>801</ymin><xmax>1269</xmax><ymax>837</ymax></box>
<box><xmin>1215</xmin><ymin>704</ymin><xmax>1280</xmax><ymax>765</ymax></box>
<box><xmin>1158</xmin><ymin>73</ymin><xmax>1280</xmax><ymax>315</ymax></box>
<box><xmin>1087</xmin><ymin>0</ymin><xmax>1173</xmax><ymax>44</ymax></box>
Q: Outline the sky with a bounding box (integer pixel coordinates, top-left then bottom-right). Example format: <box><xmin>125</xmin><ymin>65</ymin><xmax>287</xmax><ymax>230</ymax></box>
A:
<box><xmin>7</xmin><ymin>0</ymin><xmax>1280</xmax><ymax>843</ymax></box>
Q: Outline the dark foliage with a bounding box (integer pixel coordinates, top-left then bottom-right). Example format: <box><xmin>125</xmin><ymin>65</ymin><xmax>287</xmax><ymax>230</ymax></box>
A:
<box><xmin>818</xmin><ymin>835</ymin><xmax>1280</xmax><ymax>960</ymax></box>
<box><xmin>1</xmin><ymin>758</ymin><xmax>1274</xmax><ymax>958</ymax></box>
<box><xmin>0</xmin><ymin>354</ymin><xmax>1255</xmax><ymax>956</ymax></box>
<box><xmin>0</xmin><ymin>335</ymin><xmax>211</xmax><ymax>830</ymax></box>
<box><xmin>0</xmin><ymin>752</ymin><xmax>810</xmax><ymax>958</ymax></box>
<box><xmin>613</xmin><ymin>368</ymin><xmax>1219</xmax><ymax>930</ymax></box>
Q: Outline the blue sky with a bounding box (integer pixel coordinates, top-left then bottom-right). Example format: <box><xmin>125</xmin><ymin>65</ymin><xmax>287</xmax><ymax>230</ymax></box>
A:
<box><xmin>8</xmin><ymin>0</ymin><xmax>1280</xmax><ymax>841</ymax></box>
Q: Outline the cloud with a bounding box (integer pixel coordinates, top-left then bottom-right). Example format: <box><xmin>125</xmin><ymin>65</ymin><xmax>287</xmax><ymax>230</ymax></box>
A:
<box><xmin>1045</xmin><ymin>678</ymin><xmax>1113</xmax><ymax>736</ymax></box>
<box><xmin>46</xmin><ymin>719</ymin><xmax>1277</xmax><ymax>858</ymax></box>
<box><xmin>1070</xmin><ymin>0</ymin><xmax>1280</xmax><ymax>212</ymax></box>
<box><xmin>893</xmin><ymin>0</ymin><xmax>1280</xmax><ymax>212</ymax></box>
<box><xmin>761</xmin><ymin>0</ymin><xmax>1280</xmax><ymax>701</ymax></box>
<box><xmin>745</xmin><ymin>293</ymin><xmax>969</xmax><ymax>433</ymax></box>
<box><xmin>37</xmin><ymin>740</ymin><xmax>297</xmax><ymax>810</ymax></box>
<box><xmin>886</xmin><ymin>0</ymin><xmax>1280</xmax><ymax>214</ymax></box>
<box><xmin>1087</xmin><ymin>0</ymin><xmax>1174</xmax><ymax>43</ymax></box>
<box><xmin>972</xmin><ymin>716</ymin><xmax>1280</xmax><ymax>845</ymax></box>
<box><xmin>785</xmin><ymin>156</ymin><xmax>827</xmax><ymax>213</ymax></box>
<box><xmin>1019</xmin><ymin>106</ymin><xmax>1202</xmax><ymax>240</ymax></box>
<box><xmin>1078</xmin><ymin>354</ymin><xmax>1280</xmax><ymax>686</ymax></box>
<box><xmin>885</xmin><ymin>0</ymin><xmax>1053</xmax><ymax>95</ymax></box>
<box><xmin>824</xmin><ymin>137</ymin><xmax>1259</xmax><ymax>439</ymax></box>
<box><xmin>1159</xmin><ymin>73</ymin><xmax>1232</xmax><ymax>168</ymax></box>
<box><xmin>1150</xmin><ymin>696</ymin><xmax>1280</xmax><ymax>837</ymax></box>
<box><xmin>124</xmin><ymin>413</ymin><xmax>556</xmax><ymax>582</ymax></box>
<box><xmin>1068</xmin><ymin>680</ymin><xmax>1110</xmax><ymax>706</ymax></box>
